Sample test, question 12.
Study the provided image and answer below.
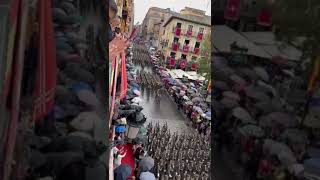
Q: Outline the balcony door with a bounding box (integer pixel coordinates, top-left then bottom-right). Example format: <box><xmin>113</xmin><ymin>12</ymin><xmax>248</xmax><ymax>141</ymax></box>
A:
<box><xmin>176</xmin><ymin>22</ymin><xmax>182</xmax><ymax>28</ymax></box>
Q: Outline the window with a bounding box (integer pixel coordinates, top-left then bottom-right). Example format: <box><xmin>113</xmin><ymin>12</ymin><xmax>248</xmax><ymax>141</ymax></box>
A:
<box><xmin>181</xmin><ymin>54</ymin><xmax>187</xmax><ymax>59</ymax></box>
<box><xmin>177</xmin><ymin>22</ymin><xmax>182</xmax><ymax>28</ymax></box>
<box><xmin>184</xmin><ymin>40</ymin><xmax>190</xmax><ymax>45</ymax></box>
<box><xmin>195</xmin><ymin>42</ymin><xmax>200</xmax><ymax>48</ymax></box>
<box><xmin>199</xmin><ymin>27</ymin><xmax>204</xmax><ymax>34</ymax></box>
<box><xmin>173</xmin><ymin>37</ymin><xmax>179</xmax><ymax>43</ymax></box>
<box><xmin>170</xmin><ymin>52</ymin><xmax>176</xmax><ymax>58</ymax></box>
<box><xmin>188</xmin><ymin>25</ymin><xmax>193</xmax><ymax>31</ymax></box>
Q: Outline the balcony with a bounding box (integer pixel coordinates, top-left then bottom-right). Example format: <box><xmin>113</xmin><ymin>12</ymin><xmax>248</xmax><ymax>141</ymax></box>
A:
<box><xmin>194</xmin><ymin>47</ymin><xmax>200</xmax><ymax>55</ymax></box>
<box><xmin>186</xmin><ymin>30</ymin><xmax>193</xmax><ymax>37</ymax></box>
<box><xmin>173</xmin><ymin>27</ymin><xmax>181</xmax><ymax>36</ymax></box>
<box><xmin>172</xmin><ymin>42</ymin><xmax>180</xmax><ymax>51</ymax></box>
<box><xmin>197</xmin><ymin>33</ymin><xmax>204</xmax><ymax>41</ymax></box>
<box><xmin>179</xmin><ymin>59</ymin><xmax>187</xmax><ymax>69</ymax></box>
<box><xmin>183</xmin><ymin>45</ymin><xmax>190</xmax><ymax>53</ymax></box>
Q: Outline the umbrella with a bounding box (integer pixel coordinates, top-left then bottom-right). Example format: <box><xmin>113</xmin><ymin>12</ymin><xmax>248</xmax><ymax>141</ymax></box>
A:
<box><xmin>193</xmin><ymin>106</ymin><xmax>204</xmax><ymax>114</ymax></box>
<box><xmin>115</xmin><ymin>126</ymin><xmax>126</xmax><ymax>133</ymax></box>
<box><xmin>69</xmin><ymin>111</ymin><xmax>101</xmax><ymax>132</ymax></box>
<box><xmin>184</xmin><ymin>101</ymin><xmax>193</xmax><ymax>105</ymax></box>
<box><xmin>288</xmin><ymin>164</ymin><xmax>304</xmax><ymax>176</ymax></box>
<box><xmin>259</xmin><ymin>112</ymin><xmax>298</xmax><ymax>128</ymax></box>
<box><xmin>223</xmin><ymin>91</ymin><xmax>240</xmax><ymax>101</ymax></box>
<box><xmin>77</xmin><ymin>90</ymin><xmax>99</xmax><ymax>107</ymax></box>
<box><xmin>133</xmin><ymin>89</ymin><xmax>141</xmax><ymax>96</ymax></box>
<box><xmin>213</xmin><ymin>81</ymin><xmax>230</xmax><ymax>91</ymax></box>
<box><xmin>139</xmin><ymin>156</ymin><xmax>154</xmax><ymax>172</ymax></box>
<box><xmin>236</xmin><ymin>67</ymin><xmax>258</xmax><ymax>80</ymax></box>
<box><xmin>68</xmin><ymin>131</ymin><xmax>93</xmax><ymax>140</ymax></box>
<box><xmin>256</xmin><ymin>80</ymin><xmax>277</xmax><ymax>96</ymax></box>
<box><xmin>254</xmin><ymin>99</ymin><xmax>283</xmax><ymax>114</ymax></box>
<box><xmin>303</xmin><ymin>114</ymin><xmax>320</xmax><ymax>129</ymax></box>
<box><xmin>220</xmin><ymin>97</ymin><xmax>239</xmax><ymax>109</ymax></box>
<box><xmin>182</xmin><ymin>96</ymin><xmax>189</xmax><ymax>100</ymax></box>
<box><xmin>238</xmin><ymin>124</ymin><xmax>264</xmax><ymax>137</ymax></box>
<box><xmin>192</xmin><ymin>97</ymin><xmax>202</xmax><ymax>103</ymax></box>
<box><xmin>114</xmin><ymin>164</ymin><xmax>132</xmax><ymax>180</ymax></box>
<box><xmin>303</xmin><ymin>158</ymin><xmax>320</xmax><ymax>175</ymax></box>
<box><xmin>245</xmin><ymin>86</ymin><xmax>270</xmax><ymax>102</ymax></box>
<box><xmin>253</xmin><ymin>67</ymin><xmax>269</xmax><ymax>82</ymax></box>
<box><xmin>132</xmin><ymin>97</ymin><xmax>142</xmax><ymax>104</ymax></box>
<box><xmin>264</xmin><ymin>139</ymin><xmax>296</xmax><ymax>166</ymax></box>
<box><xmin>71</xmin><ymin>81</ymin><xmax>93</xmax><ymax>93</ymax></box>
<box><xmin>281</xmin><ymin>129</ymin><xmax>308</xmax><ymax>144</ymax></box>
<box><xmin>232</xmin><ymin>107</ymin><xmax>255</xmax><ymax>124</ymax></box>
<box><xmin>308</xmin><ymin>148</ymin><xmax>320</xmax><ymax>159</ymax></box>
<box><xmin>230</xmin><ymin>74</ymin><xmax>246</xmax><ymax>86</ymax></box>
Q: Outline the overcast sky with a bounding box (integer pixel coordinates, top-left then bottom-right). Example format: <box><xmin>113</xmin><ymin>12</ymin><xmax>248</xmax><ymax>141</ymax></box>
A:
<box><xmin>133</xmin><ymin>0</ymin><xmax>211</xmax><ymax>24</ymax></box>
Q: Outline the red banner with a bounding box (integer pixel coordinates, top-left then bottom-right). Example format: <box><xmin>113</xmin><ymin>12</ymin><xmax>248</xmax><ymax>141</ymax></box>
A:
<box><xmin>180</xmin><ymin>60</ymin><xmax>187</xmax><ymax>69</ymax></box>
<box><xmin>169</xmin><ymin>58</ymin><xmax>176</xmax><ymax>66</ymax></box>
<box><xmin>119</xmin><ymin>52</ymin><xmax>128</xmax><ymax>100</ymax></box>
<box><xmin>257</xmin><ymin>8</ymin><xmax>272</xmax><ymax>26</ymax></box>
<box><xmin>187</xmin><ymin>30</ymin><xmax>192</xmax><ymax>37</ymax></box>
<box><xmin>172</xmin><ymin>43</ymin><xmax>179</xmax><ymax>51</ymax></box>
<box><xmin>33</xmin><ymin>0</ymin><xmax>56</xmax><ymax>121</ymax></box>
<box><xmin>224</xmin><ymin>0</ymin><xmax>241</xmax><ymax>21</ymax></box>
<box><xmin>197</xmin><ymin>33</ymin><xmax>203</xmax><ymax>41</ymax></box>
<box><xmin>194</xmin><ymin>48</ymin><xmax>200</xmax><ymax>55</ymax></box>
<box><xmin>191</xmin><ymin>63</ymin><xmax>197</xmax><ymax>71</ymax></box>
<box><xmin>175</xmin><ymin>28</ymin><xmax>181</xmax><ymax>36</ymax></box>
<box><xmin>183</xmin><ymin>45</ymin><xmax>189</xmax><ymax>53</ymax></box>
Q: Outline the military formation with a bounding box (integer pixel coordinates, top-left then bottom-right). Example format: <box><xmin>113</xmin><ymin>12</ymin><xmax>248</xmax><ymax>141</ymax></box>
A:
<box><xmin>145</xmin><ymin>123</ymin><xmax>211</xmax><ymax>180</ymax></box>
<box><xmin>133</xmin><ymin>45</ymin><xmax>153</xmax><ymax>68</ymax></box>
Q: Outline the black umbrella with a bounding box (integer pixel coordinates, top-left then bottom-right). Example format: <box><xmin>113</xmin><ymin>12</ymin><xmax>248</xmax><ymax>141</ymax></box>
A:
<box><xmin>114</xmin><ymin>164</ymin><xmax>132</xmax><ymax>180</ymax></box>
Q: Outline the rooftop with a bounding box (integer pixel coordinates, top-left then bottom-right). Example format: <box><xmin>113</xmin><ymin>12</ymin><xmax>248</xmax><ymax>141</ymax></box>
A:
<box><xmin>162</xmin><ymin>9</ymin><xmax>211</xmax><ymax>27</ymax></box>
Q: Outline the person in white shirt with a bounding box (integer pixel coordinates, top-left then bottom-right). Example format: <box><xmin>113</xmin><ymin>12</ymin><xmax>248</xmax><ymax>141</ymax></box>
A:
<box><xmin>113</xmin><ymin>149</ymin><xmax>127</xmax><ymax>168</ymax></box>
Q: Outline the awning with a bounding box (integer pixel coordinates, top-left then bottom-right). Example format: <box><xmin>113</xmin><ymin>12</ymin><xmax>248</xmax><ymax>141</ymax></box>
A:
<box><xmin>242</xmin><ymin>32</ymin><xmax>302</xmax><ymax>61</ymax></box>
<box><xmin>213</xmin><ymin>25</ymin><xmax>271</xmax><ymax>59</ymax></box>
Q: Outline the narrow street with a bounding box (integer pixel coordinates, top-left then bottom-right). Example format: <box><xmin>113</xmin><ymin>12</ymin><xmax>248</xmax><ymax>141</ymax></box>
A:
<box><xmin>135</xmin><ymin>66</ymin><xmax>194</xmax><ymax>134</ymax></box>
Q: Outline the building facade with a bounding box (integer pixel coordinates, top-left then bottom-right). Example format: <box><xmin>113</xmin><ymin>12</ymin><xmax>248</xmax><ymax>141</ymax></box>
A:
<box><xmin>213</xmin><ymin>0</ymin><xmax>272</xmax><ymax>32</ymax></box>
<box><xmin>116</xmin><ymin>0</ymin><xmax>134</xmax><ymax>33</ymax></box>
<box><xmin>141</xmin><ymin>7</ymin><xmax>172</xmax><ymax>46</ymax></box>
<box><xmin>160</xmin><ymin>7</ymin><xmax>211</xmax><ymax>62</ymax></box>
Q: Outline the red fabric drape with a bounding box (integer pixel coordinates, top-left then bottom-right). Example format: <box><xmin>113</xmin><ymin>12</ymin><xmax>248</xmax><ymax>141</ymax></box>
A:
<box><xmin>169</xmin><ymin>58</ymin><xmax>176</xmax><ymax>66</ymax></box>
<box><xmin>257</xmin><ymin>8</ymin><xmax>272</xmax><ymax>26</ymax></box>
<box><xmin>175</xmin><ymin>28</ymin><xmax>181</xmax><ymax>36</ymax></box>
<box><xmin>180</xmin><ymin>60</ymin><xmax>186</xmax><ymax>69</ymax></box>
<box><xmin>119</xmin><ymin>52</ymin><xmax>127</xmax><ymax>100</ymax></box>
<box><xmin>33</xmin><ymin>0</ymin><xmax>56</xmax><ymax>121</ymax></box>
<box><xmin>191</xmin><ymin>63</ymin><xmax>197</xmax><ymax>71</ymax></box>
<box><xmin>224</xmin><ymin>0</ymin><xmax>241</xmax><ymax>21</ymax></box>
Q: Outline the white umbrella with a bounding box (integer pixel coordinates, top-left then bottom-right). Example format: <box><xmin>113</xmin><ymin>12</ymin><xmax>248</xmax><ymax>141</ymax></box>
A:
<box><xmin>131</xmin><ymin>97</ymin><xmax>142</xmax><ymax>104</ymax></box>
<box><xmin>260</xmin><ymin>112</ymin><xmax>298</xmax><ymax>128</ymax></box>
<box><xmin>76</xmin><ymin>90</ymin><xmax>99</xmax><ymax>107</ymax></box>
<box><xmin>238</xmin><ymin>124</ymin><xmax>264</xmax><ymax>137</ymax></box>
<box><xmin>230</xmin><ymin>74</ymin><xmax>247</xmax><ymax>86</ymax></box>
<box><xmin>281</xmin><ymin>129</ymin><xmax>308</xmax><ymax>144</ymax></box>
<box><xmin>245</xmin><ymin>86</ymin><xmax>270</xmax><ymax>102</ymax></box>
<box><xmin>133</xmin><ymin>89</ymin><xmax>141</xmax><ymax>96</ymax></box>
<box><xmin>70</xmin><ymin>112</ymin><xmax>101</xmax><ymax>132</ymax></box>
<box><xmin>232</xmin><ymin>107</ymin><xmax>255</xmax><ymax>124</ymax></box>
<box><xmin>220</xmin><ymin>97</ymin><xmax>239</xmax><ymax>109</ymax></box>
<box><xmin>304</xmin><ymin>114</ymin><xmax>320</xmax><ymax>129</ymax></box>
<box><xmin>213</xmin><ymin>81</ymin><xmax>230</xmax><ymax>90</ymax></box>
<box><xmin>264</xmin><ymin>139</ymin><xmax>296</xmax><ymax>166</ymax></box>
<box><xmin>193</xmin><ymin>106</ymin><xmax>204</xmax><ymax>114</ymax></box>
<box><xmin>182</xmin><ymin>95</ymin><xmax>189</xmax><ymax>100</ymax></box>
<box><xmin>223</xmin><ymin>91</ymin><xmax>240</xmax><ymax>101</ymax></box>
<box><xmin>254</xmin><ymin>67</ymin><xmax>269</xmax><ymax>82</ymax></box>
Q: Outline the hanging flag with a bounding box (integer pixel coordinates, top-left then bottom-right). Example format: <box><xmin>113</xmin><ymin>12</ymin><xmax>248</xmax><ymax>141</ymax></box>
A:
<box><xmin>180</xmin><ymin>60</ymin><xmax>186</xmax><ymax>69</ymax></box>
<box><xmin>207</xmin><ymin>80</ymin><xmax>211</xmax><ymax>92</ymax></box>
<box><xmin>307</xmin><ymin>57</ymin><xmax>320</xmax><ymax>94</ymax></box>
<box><xmin>33</xmin><ymin>0</ymin><xmax>56</xmax><ymax>121</ymax></box>
<box><xmin>2</xmin><ymin>0</ymin><xmax>21</xmax><ymax>103</ymax></box>
<box><xmin>257</xmin><ymin>8</ymin><xmax>272</xmax><ymax>26</ymax></box>
<box><xmin>119</xmin><ymin>51</ymin><xmax>127</xmax><ymax>100</ymax></box>
<box><xmin>224</xmin><ymin>0</ymin><xmax>241</xmax><ymax>21</ymax></box>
